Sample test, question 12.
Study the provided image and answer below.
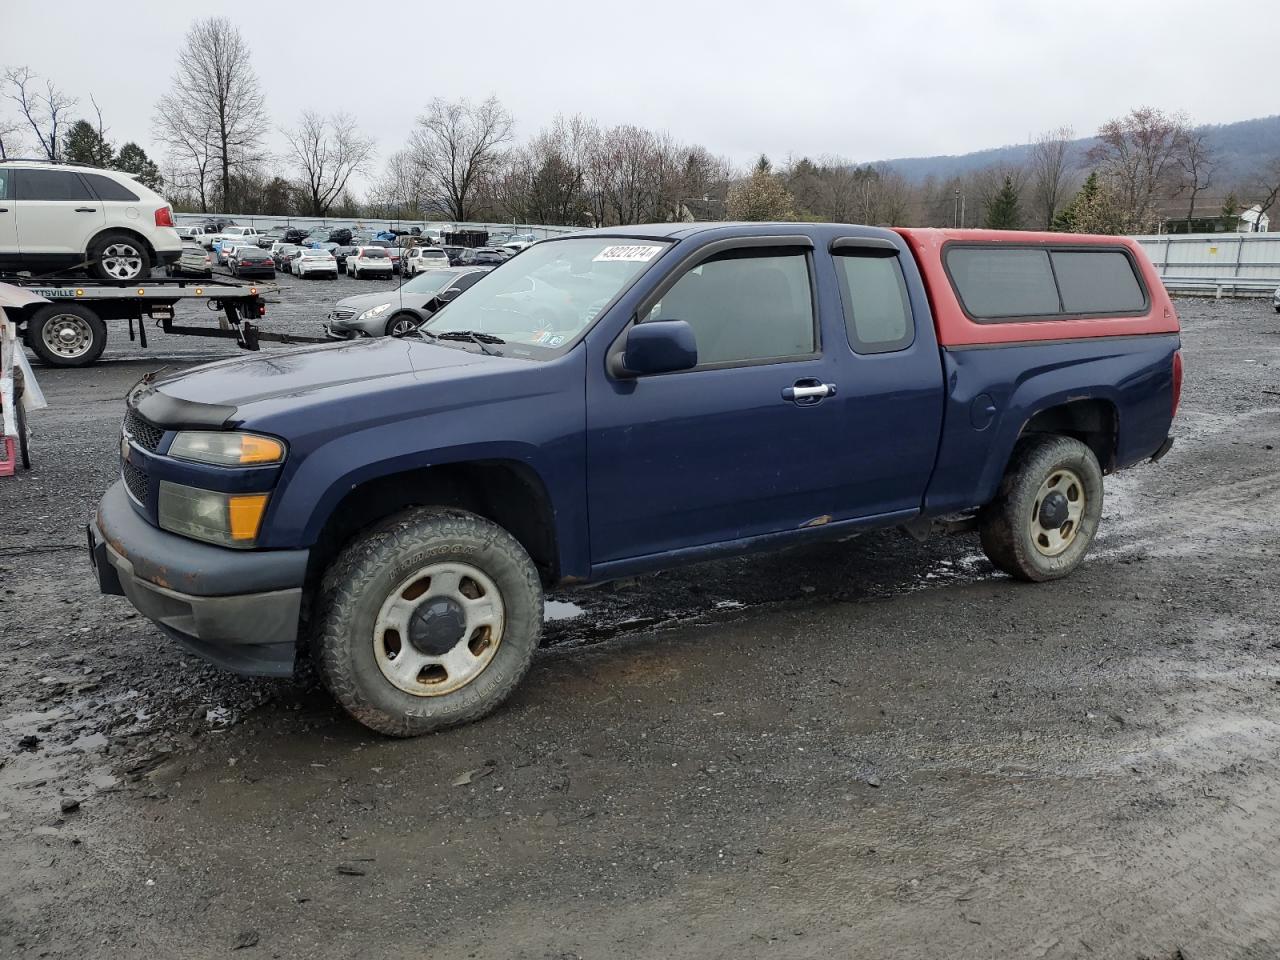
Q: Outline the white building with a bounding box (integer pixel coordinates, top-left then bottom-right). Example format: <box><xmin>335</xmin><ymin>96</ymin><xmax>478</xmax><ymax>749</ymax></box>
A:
<box><xmin>1238</xmin><ymin>204</ymin><xmax>1271</xmax><ymax>233</ymax></box>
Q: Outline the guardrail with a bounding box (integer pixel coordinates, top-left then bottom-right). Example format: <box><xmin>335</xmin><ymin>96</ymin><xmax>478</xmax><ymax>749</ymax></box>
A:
<box><xmin>1133</xmin><ymin>232</ymin><xmax>1278</xmax><ymax>298</ymax></box>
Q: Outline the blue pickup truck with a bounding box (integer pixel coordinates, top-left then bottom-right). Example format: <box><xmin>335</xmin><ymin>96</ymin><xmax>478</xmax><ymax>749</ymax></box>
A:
<box><xmin>89</xmin><ymin>223</ymin><xmax>1183</xmax><ymax>735</ymax></box>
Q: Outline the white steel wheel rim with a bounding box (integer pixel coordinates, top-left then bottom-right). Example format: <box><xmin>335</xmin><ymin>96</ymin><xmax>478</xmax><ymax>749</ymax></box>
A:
<box><xmin>101</xmin><ymin>242</ymin><xmax>143</xmax><ymax>280</ymax></box>
<box><xmin>373</xmin><ymin>561</ymin><xmax>506</xmax><ymax>697</ymax></box>
<box><xmin>41</xmin><ymin>314</ymin><xmax>93</xmax><ymax>359</ymax></box>
<box><xmin>1029</xmin><ymin>467</ymin><xmax>1086</xmax><ymax>557</ymax></box>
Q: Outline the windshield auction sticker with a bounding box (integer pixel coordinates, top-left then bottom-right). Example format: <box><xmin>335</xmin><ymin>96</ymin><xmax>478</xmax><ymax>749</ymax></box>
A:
<box><xmin>593</xmin><ymin>244</ymin><xmax>665</xmax><ymax>263</ymax></box>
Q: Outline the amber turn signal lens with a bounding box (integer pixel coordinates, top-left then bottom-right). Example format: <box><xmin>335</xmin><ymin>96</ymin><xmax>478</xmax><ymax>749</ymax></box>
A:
<box><xmin>227</xmin><ymin>494</ymin><xmax>269</xmax><ymax>541</ymax></box>
<box><xmin>237</xmin><ymin>435</ymin><xmax>286</xmax><ymax>465</ymax></box>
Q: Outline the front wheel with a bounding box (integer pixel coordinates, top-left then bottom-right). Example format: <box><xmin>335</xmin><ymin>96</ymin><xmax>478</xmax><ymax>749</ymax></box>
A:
<box><xmin>385</xmin><ymin>313</ymin><xmax>419</xmax><ymax>337</ymax></box>
<box><xmin>978</xmin><ymin>435</ymin><xmax>1104</xmax><ymax>582</ymax></box>
<box><xmin>313</xmin><ymin>508</ymin><xmax>544</xmax><ymax>736</ymax></box>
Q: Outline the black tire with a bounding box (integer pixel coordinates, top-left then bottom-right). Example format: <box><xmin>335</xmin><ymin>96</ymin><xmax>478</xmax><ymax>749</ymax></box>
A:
<box><xmin>27</xmin><ymin>303</ymin><xmax>108</xmax><ymax>367</ymax></box>
<box><xmin>314</xmin><ymin>507</ymin><xmax>544</xmax><ymax>737</ymax></box>
<box><xmin>978</xmin><ymin>435</ymin><xmax>1104</xmax><ymax>582</ymax></box>
<box><xmin>87</xmin><ymin>231</ymin><xmax>152</xmax><ymax>282</ymax></box>
<box><xmin>384</xmin><ymin>313</ymin><xmax>420</xmax><ymax>337</ymax></box>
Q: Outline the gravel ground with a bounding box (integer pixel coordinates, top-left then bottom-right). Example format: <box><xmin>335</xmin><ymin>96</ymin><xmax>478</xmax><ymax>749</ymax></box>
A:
<box><xmin>1</xmin><ymin>287</ymin><xmax>1278</xmax><ymax>958</ymax></box>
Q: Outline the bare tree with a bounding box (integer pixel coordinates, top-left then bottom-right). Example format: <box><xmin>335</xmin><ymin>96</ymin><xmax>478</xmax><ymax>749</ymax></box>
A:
<box><xmin>1086</xmin><ymin>108</ymin><xmax>1189</xmax><ymax>232</ymax></box>
<box><xmin>3</xmin><ymin>66</ymin><xmax>76</xmax><ymax>160</ymax></box>
<box><xmin>408</xmin><ymin>97</ymin><xmax>513</xmax><ymax>221</ymax></box>
<box><xmin>1253</xmin><ymin>156</ymin><xmax>1280</xmax><ymax>222</ymax></box>
<box><xmin>284</xmin><ymin>111</ymin><xmax>374</xmax><ymax>216</ymax></box>
<box><xmin>1028</xmin><ymin>126</ymin><xmax>1074</xmax><ymax>229</ymax></box>
<box><xmin>156</xmin><ymin>17</ymin><xmax>267</xmax><ymax>208</ymax></box>
<box><xmin>0</xmin><ymin>113</ymin><xmax>25</xmax><ymax>159</ymax></box>
<box><xmin>154</xmin><ymin>93</ymin><xmax>217</xmax><ymax>211</ymax></box>
<box><xmin>1175</xmin><ymin>130</ymin><xmax>1216</xmax><ymax>226</ymax></box>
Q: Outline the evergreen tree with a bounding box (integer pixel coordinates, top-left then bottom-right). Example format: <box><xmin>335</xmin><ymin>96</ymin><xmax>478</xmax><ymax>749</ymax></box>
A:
<box><xmin>727</xmin><ymin>161</ymin><xmax>796</xmax><ymax>222</ymax></box>
<box><xmin>1052</xmin><ymin>171</ymin><xmax>1124</xmax><ymax>234</ymax></box>
<box><xmin>115</xmin><ymin>142</ymin><xmax>162</xmax><ymax>191</ymax></box>
<box><xmin>1220</xmin><ymin>192</ymin><xmax>1240</xmax><ymax>230</ymax></box>
<box><xmin>63</xmin><ymin>120</ymin><xmax>114</xmax><ymax>167</ymax></box>
<box><xmin>984</xmin><ymin>175</ymin><xmax>1022</xmax><ymax>230</ymax></box>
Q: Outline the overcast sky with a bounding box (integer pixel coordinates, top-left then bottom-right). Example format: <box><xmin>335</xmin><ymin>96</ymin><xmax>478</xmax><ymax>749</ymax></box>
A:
<box><xmin>3</xmin><ymin>0</ymin><xmax>1278</xmax><ymax>193</ymax></box>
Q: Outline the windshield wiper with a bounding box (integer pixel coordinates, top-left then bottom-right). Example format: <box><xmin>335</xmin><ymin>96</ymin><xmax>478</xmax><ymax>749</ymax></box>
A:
<box><xmin>432</xmin><ymin>330</ymin><xmax>506</xmax><ymax>355</ymax></box>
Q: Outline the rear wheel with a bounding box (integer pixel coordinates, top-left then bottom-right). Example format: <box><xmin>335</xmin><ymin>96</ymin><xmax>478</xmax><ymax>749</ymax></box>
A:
<box><xmin>88</xmin><ymin>231</ymin><xmax>151</xmax><ymax>282</ymax></box>
<box><xmin>27</xmin><ymin>303</ymin><xmax>108</xmax><ymax>367</ymax></box>
<box><xmin>314</xmin><ymin>508</ymin><xmax>543</xmax><ymax>736</ymax></box>
<box><xmin>979</xmin><ymin>435</ymin><xmax>1104</xmax><ymax>582</ymax></box>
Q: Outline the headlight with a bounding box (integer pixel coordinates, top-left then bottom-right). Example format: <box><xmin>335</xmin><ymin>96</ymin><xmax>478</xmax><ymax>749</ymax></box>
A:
<box><xmin>357</xmin><ymin>303</ymin><xmax>392</xmax><ymax>321</ymax></box>
<box><xmin>158</xmin><ymin>481</ymin><xmax>269</xmax><ymax>548</ymax></box>
<box><xmin>169</xmin><ymin>431</ymin><xmax>286</xmax><ymax>467</ymax></box>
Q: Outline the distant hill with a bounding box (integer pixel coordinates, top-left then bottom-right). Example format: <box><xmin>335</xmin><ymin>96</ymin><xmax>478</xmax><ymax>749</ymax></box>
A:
<box><xmin>880</xmin><ymin>115</ymin><xmax>1280</xmax><ymax>187</ymax></box>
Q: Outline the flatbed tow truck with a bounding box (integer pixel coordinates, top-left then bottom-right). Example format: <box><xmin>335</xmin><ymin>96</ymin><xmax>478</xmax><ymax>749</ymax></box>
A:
<box><xmin>0</xmin><ymin>275</ymin><xmax>325</xmax><ymax>368</ymax></box>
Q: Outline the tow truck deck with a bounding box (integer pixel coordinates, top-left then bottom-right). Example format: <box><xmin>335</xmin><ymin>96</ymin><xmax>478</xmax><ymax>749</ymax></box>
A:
<box><xmin>0</xmin><ymin>275</ymin><xmax>326</xmax><ymax>367</ymax></box>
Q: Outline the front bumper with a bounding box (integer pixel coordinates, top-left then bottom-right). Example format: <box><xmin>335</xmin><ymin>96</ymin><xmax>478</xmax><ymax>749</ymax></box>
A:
<box><xmin>88</xmin><ymin>481</ymin><xmax>309</xmax><ymax>677</ymax></box>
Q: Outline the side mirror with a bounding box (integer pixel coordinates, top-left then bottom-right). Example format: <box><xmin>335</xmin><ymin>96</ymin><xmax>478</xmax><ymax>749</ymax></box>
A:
<box><xmin>611</xmin><ymin>319</ymin><xmax>698</xmax><ymax>378</ymax></box>
<box><xmin>438</xmin><ymin>287</ymin><xmax>460</xmax><ymax>303</ymax></box>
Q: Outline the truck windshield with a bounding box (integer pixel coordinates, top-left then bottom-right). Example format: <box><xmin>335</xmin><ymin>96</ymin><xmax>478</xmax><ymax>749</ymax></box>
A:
<box><xmin>422</xmin><ymin>237</ymin><xmax>668</xmax><ymax>354</ymax></box>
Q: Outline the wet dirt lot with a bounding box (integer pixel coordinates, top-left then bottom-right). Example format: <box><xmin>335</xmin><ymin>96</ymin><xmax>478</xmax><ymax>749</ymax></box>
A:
<box><xmin>1</xmin><ymin>278</ymin><xmax>1278</xmax><ymax>959</ymax></box>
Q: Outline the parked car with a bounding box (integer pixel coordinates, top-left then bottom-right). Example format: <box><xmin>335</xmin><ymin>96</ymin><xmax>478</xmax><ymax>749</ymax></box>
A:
<box><xmin>348</xmin><ymin>246</ymin><xmax>394</xmax><ymax>279</ymax></box>
<box><xmin>0</xmin><ymin>159</ymin><xmax>181</xmax><ymax>281</ymax></box>
<box><xmin>282</xmin><ymin>228</ymin><xmax>310</xmax><ymax>246</ymax></box>
<box><xmin>404</xmin><ymin>246</ymin><xmax>450</xmax><ymax>275</ymax></box>
<box><xmin>213</xmin><ymin>240</ymin><xmax>245</xmax><ymax>266</ymax></box>
<box><xmin>386</xmin><ymin>246</ymin><xmax>405</xmax><ymax>273</ymax></box>
<box><xmin>257</xmin><ymin>232</ymin><xmax>283</xmax><ymax>249</ymax></box>
<box><xmin>169</xmin><ymin>242</ymin><xmax>213</xmax><ymax>278</ymax></box>
<box><xmin>271</xmin><ymin>243</ymin><xmax>302</xmax><ymax>270</ymax></box>
<box><xmin>228</xmin><ymin>246</ymin><xmax>276</xmax><ymax>279</ymax></box>
<box><xmin>206</xmin><ymin>225</ymin><xmax>262</xmax><ymax>250</ymax></box>
<box><xmin>328</xmin><ymin>228</ymin><xmax>353</xmax><ymax>246</ymax></box>
<box><xmin>334</xmin><ymin>246</ymin><xmax>356</xmax><ymax>273</ymax></box>
<box><xmin>441</xmin><ymin>244</ymin><xmax>465</xmax><ymax>266</ymax></box>
<box><xmin>471</xmin><ymin>246</ymin><xmax>511</xmax><ymax>265</ymax></box>
<box><xmin>292</xmin><ymin>247</ymin><xmax>338</xmax><ymax>279</ymax></box>
<box><xmin>325</xmin><ymin>266</ymin><xmax>491</xmax><ymax>338</ymax></box>
<box><xmin>1273</xmin><ymin>284</ymin><xmax>1279</xmax><ymax>313</ymax></box>
<box><xmin>89</xmin><ymin>224</ymin><xmax>1183</xmax><ymax>736</ymax></box>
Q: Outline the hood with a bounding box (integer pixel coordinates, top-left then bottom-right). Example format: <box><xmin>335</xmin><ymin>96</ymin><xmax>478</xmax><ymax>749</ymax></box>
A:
<box><xmin>334</xmin><ymin>287</ymin><xmax>432</xmax><ymax>314</ymax></box>
<box><xmin>130</xmin><ymin>338</ymin><xmax>487</xmax><ymax>427</ymax></box>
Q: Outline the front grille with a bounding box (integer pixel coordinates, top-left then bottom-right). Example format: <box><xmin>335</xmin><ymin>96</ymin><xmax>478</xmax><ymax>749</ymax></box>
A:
<box><xmin>123</xmin><ymin>408</ymin><xmax>164</xmax><ymax>452</ymax></box>
<box><xmin>122</xmin><ymin>458</ymin><xmax>148</xmax><ymax>503</ymax></box>
<box><xmin>330</xmin><ymin>308</ymin><xmax>356</xmax><ymax>321</ymax></box>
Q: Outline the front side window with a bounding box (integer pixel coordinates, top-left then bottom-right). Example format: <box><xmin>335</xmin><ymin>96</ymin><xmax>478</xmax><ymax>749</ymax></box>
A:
<box><xmin>16</xmin><ymin>169</ymin><xmax>93</xmax><ymax>201</ymax></box>
<box><xmin>644</xmin><ymin>249</ymin><xmax>815</xmax><ymax>366</ymax></box>
<box><xmin>835</xmin><ymin>253</ymin><xmax>913</xmax><ymax>353</ymax></box>
<box><xmin>425</xmin><ymin>237</ymin><xmax>669</xmax><ymax>355</ymax></box>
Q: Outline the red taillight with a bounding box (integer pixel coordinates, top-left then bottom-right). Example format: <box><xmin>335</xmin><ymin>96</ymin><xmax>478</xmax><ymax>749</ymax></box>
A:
<box><xmin>155</xmin><ymin>207</ymin><xmax>174</xmax><ymax>228</ymax></box>
<box><xmin>1171</xmin><ymin>350</ymin><xmax>1183</xmax><ymax>418</ymax></box>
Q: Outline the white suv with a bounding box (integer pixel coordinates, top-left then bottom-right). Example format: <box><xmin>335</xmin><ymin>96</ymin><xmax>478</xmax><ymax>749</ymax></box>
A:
<box><xmin>0</xmin><ymin>160</ymin><xmax>181</xmax><ymax>281</ymax></box>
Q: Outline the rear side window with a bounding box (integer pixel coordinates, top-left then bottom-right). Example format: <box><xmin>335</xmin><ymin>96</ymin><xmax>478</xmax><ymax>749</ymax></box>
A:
<box><xmin>82</xmin><ymin>173</ymin><xmax>139</xmax><ymax>202</ymax></box>
<box><xmin>16</xmin><ymin>169</ymin><xmax>93</xmax><ymax>201</ymax></box>
<box><xmin>834</xmin><ymin>253</ymin><xmax>914</xmax><ymax>353</ymax></box>
<box><xmin>1052</xmin><ymin>250</ymin><xmax>1146</xmax><ymax>313</ymax></box>
<box><xmin>947</xmin><ymin>248</ymin><xmax>1059</xmax><ymax>318</ymax></box>
<box><xmin>646</xmin><ymin>249</ymin><xmax>816</xmax><ymax>366</ymax></box>
<box><xmin>0</xmin><ymin>168</ymin><xmax>11</xmax><ymax>200</ymax></box>
<box><xmin>946</xmin><ymin>245</ymin><xmax>1148</xmax><ymax>321</ymax></box>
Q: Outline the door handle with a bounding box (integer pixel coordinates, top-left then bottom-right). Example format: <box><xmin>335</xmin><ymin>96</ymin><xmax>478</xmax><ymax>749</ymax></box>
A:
<box><xmin>75</xmin><ymin>207</ymin><xmax>97</xmax><ymax>213</ymax></box>
<box><xmin>782</xmin><ymin>381</ymin><xmax>837</xmax><ymax>404</ymax></box>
